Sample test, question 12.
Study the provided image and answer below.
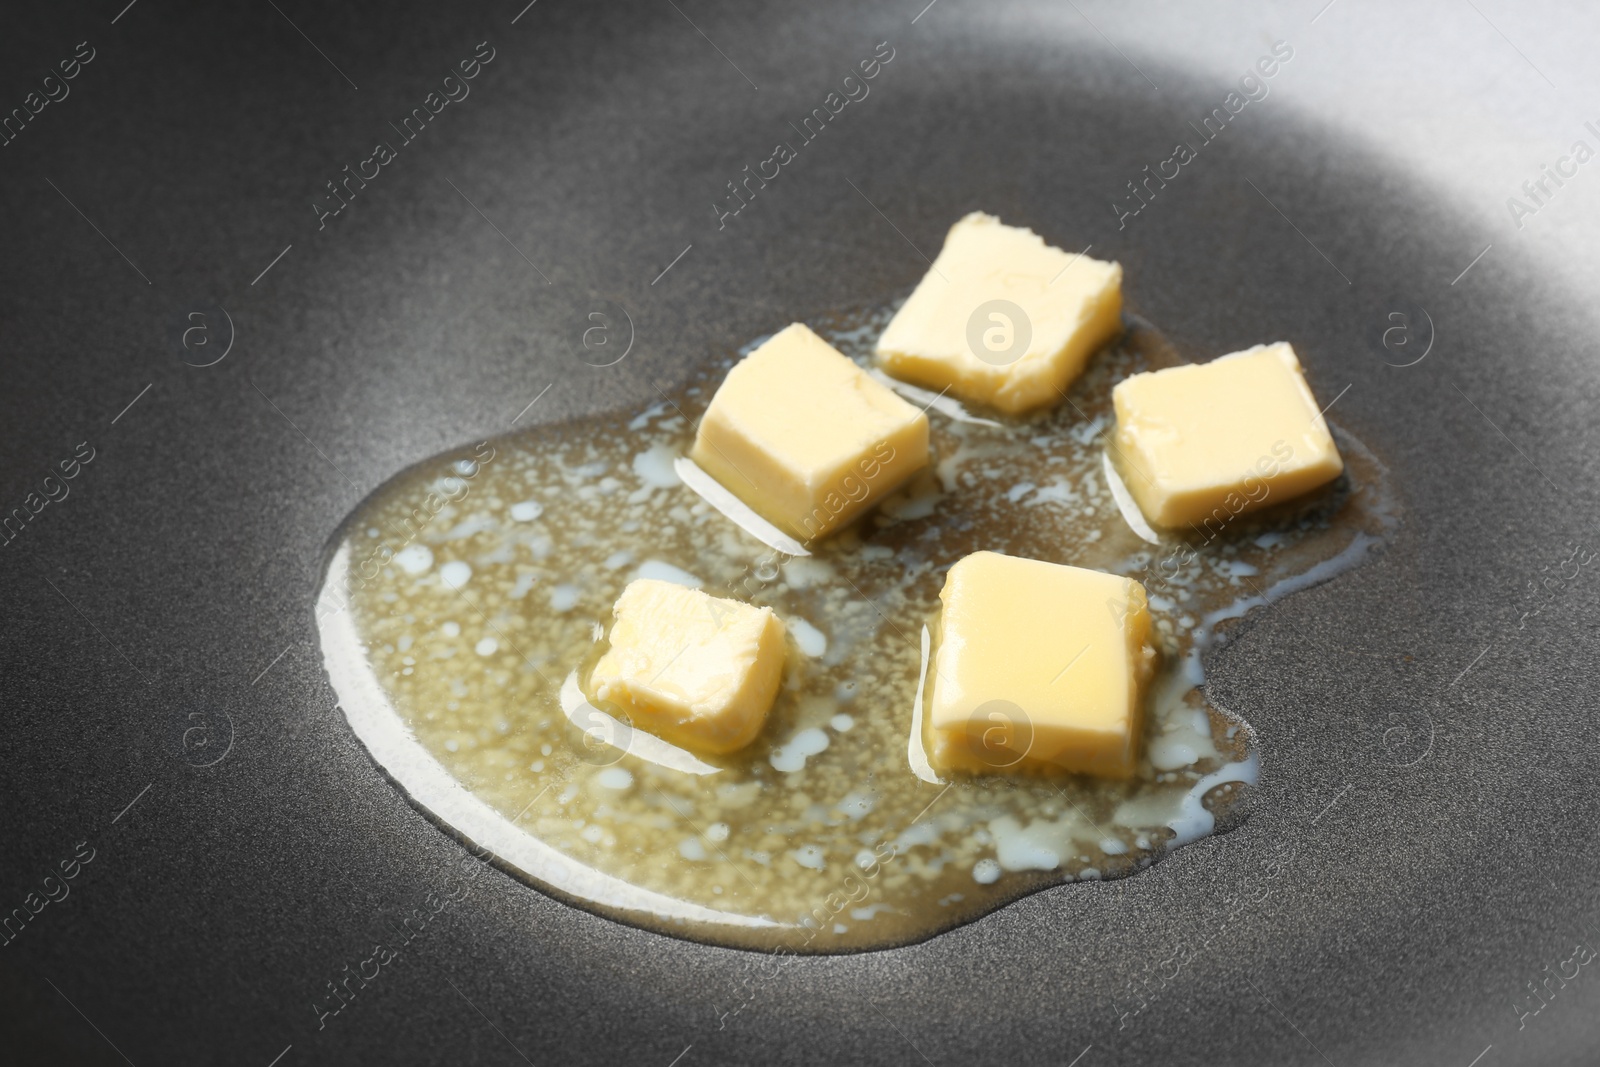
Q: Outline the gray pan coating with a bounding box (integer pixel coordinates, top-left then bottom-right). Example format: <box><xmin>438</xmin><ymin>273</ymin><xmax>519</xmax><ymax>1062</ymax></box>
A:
<box><xmin>1</xmin><ymin>1</ymin><xmax>1597</xmax><ymax>1064</ymax></box>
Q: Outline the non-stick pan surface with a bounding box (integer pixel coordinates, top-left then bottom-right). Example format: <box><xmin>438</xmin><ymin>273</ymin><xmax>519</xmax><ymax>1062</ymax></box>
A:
<box><xmin>3</xmin><ymin>1</ymin><xmax>1598</xmax><ymax>1064</ymax></box>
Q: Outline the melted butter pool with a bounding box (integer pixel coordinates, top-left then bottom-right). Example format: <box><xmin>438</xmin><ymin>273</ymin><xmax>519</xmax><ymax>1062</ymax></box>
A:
<box><xmin>317</xmin><ymin>305</ymin><xmax>1399</xmax><ymax>951</ymax></box>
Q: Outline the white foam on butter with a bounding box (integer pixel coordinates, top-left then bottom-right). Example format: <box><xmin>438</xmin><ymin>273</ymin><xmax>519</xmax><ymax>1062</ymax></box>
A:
<box><xmin>1144</xmin><ymin>653</ymin><xmax>1220</xmax><ymax>771</ymax></box>
<box><xmin>789</xmin><ymin>617</ymin><xmax>828</xmax><ymax>658</ymax></box>
<box><xmin>990</xmin><ymin>814</ymin><xmax>1072</xmax><ymax>872</ymax></box>
<box><xmin>558</xmin><ymin>671</ymin><xmax>722</xmax><ymax>777</ymax></box>
<box><xmin>673</xmin><ymin>456</ymin><xmax>811</xmax><ymax>558</ymax></box>
<box><xmin>1167</xmin><ymin>749</ymin><xmax>1260</xmax><ymax>846</ymax></box>
<box><xmin>782</xmin><ymin>557</ymin><xmax>835</xmax><ymax>589</ymax></box>
<box><xmin>769</xmin><ymin>727</ymin><xmax>830</xmax><ymax>773</ymax></box>
<box><xmin>632</xmin><ymin>444</ymin><xmax>681</xmax><ymax>488</ymax></box>
<box><xmin>439</xmin><ymin>560</ymin><xmax>473</xmax><ymax>588</ymax></box>
<box><xmin>868</xmin><ymin>368</ymin><xmax>1004</xmax><ymax>427</ymax></box>
<box><xmin>633</xmin><ymin>559</ymin><xmax>703</xmax><ymax>588</ymax></box>
<box><xmin>906</xmin><ymin>625</ymin><xmax>942</xmax><ymax>784</ymax></box>
<box><xmin>1102</xmin><ymin>450</ymin><xmax>1161</xmax><ymax>545</ymax></box>
<box><xmin>878</xmin><ymin>472</ymin><xmax>945</xmax><ymax>523</ymax></box>
<box><xmin>1147</xmin><ymin>707</ymin><xmax>1217</xmax><ymax>771</ymax></box>
<box><xmin>394</xmin><ymin>544</ymin><xmax>433</xmax><ymax>575</ymax></box>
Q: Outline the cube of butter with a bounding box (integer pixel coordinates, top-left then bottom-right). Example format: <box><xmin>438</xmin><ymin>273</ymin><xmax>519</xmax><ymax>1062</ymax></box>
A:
<box><xmin>925</xmin><ymin>552</ymin><xmax>1155</xmax><ymax>779</ymax></box>
<box><xmin>1111</xmin><ymin>342</ymin><xmax>1345</xmax><ymax>529</ymax></box>
<box><xmin>875</xmin><ymin>212</ymin><xmax>1123</xmax><ymax>414</ymax></box>
<box><xmin>691</xmin><ymin>323</ymin><xmax>929</xmax><ymax>542</ymax></box>
<box><xmin>589</xmin><ymin>579</ymin><xmax>787</xmax><ymax>755</ymax></box>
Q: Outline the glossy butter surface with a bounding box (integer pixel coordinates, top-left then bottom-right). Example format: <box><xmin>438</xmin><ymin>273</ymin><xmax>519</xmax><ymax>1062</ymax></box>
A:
<box><xmin>590</xmin><ymin>579</ymin><xmax>787</xmax><ymax>755</ymax></box>
<box><xmin>1112</xmin><ymin>342</ymin><xmax>1344</xmax><ymax>529</ymax></box>
<box><xmin>692</xmin><ymin>322</ymin><xmax>928</xmax><ymax>542</ymax></box>
<box><xmin>927</xmin><ymin>552</ymin><xmax>1155</xmax><ymax>779</ymax></box>
<box><xmin>876</xmin><ymin>212</ymin><xmax>1123</xmax><ymax>414</ymax></box>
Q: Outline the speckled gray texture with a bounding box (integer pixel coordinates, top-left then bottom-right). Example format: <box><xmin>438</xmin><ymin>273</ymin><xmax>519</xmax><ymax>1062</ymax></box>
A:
<box><xmin>2</xmin><ymin>1</ymin><xmax>1598</xmax><ymax>1064</ymax></box>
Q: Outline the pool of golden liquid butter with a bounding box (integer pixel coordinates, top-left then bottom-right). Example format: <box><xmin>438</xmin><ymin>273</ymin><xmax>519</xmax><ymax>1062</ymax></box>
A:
<box><xmin>317</xmin><ymin>301</ymin><xmax>1399</xmax><ymax>952</ymax></box>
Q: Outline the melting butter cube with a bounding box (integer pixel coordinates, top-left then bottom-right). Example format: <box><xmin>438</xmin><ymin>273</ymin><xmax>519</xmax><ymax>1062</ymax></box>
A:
<box><xmin>925</xmin><ymin>552</ymin><xmax>1155</xmax><ymax>779</ymax></box>
<box><xmin>875</xmin><ymin>212</ymin><xmax>1123</xmax><ymax>414</ymax></box>
<box><xmin>589</xmin><ymin>579</ymin><xmax>787</xmax><ymax>755</ymax></box>
<box><xmin>1111</xmin><ymin>342</ymin><xmax>1344</xmax><ymax>529</ymax></box>
<box><xmin>691</xmin><ymin>323</ymin><xmax>929</xmax><ymax>541</ymax></box>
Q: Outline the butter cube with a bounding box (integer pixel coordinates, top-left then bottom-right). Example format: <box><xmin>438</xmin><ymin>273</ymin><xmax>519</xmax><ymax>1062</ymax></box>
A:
<box><xmin>1111</xmin><ymin>342</ymin><xmax>1344</xmax><ymax>529</ymax></box>
<box><xmin>875</xmin><ymin>212</ymin><xmax>1123</xmax><ymax>414</ymax></box>
<box><xmin>925</xmin><ymin>552</ymin><xmax>1155</xmax><ymax>779</ymax></box>
<box><xmin>691</xmin><ymin>323</ymin><xmax>929</xmax><ymax>542</ymax></box>
<box><xmin>589</xmin><ymin>579</ymin><xmax>787</xmax><ymax>755</ymax></box>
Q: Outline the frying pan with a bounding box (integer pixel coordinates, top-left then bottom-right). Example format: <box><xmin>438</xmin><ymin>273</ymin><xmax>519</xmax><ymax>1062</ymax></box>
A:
<box><xmin>4</xmin><ymin>0</ymin><xmax>1598</xmax><ymax>1063</ymax></box>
